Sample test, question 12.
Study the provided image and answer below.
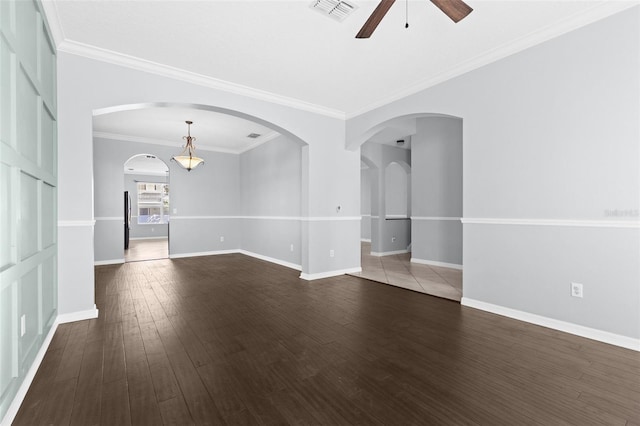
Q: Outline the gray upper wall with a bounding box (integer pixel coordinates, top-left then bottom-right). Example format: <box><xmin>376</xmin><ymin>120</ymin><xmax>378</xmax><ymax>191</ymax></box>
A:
<box><xmin>348</xmin><ymin>7</ymin><xmax>639</xmax><ymax>221</ymax></box>
<box><xmin>411</xmin><ymin>116</ymin><xmax>463</xmax><ymax>266</ymax></box>
<box><xmin>240</xmin><ymin>135</ymin><xmax>302</xmax><ymax>217</ymax></box>
<box><xmin>94</xmin><ymin>138</ymin><xmax>240</xmax><ymax>219</ymax></box>
<box><xmin>412</xmin><ymin>117</ymin><xmax>463</xmax><ymax>218</ymax></box>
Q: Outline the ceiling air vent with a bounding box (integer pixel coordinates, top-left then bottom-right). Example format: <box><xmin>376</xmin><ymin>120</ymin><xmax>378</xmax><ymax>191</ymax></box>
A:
<box><xmin>310</xmin><ymin>0</ymin><xmax>357</xmax><ymax>22</ymax></box>
<box><xmin>247</xmin><ymin>133</ymin><xmax>262</xmax><ymax>139</ymax></box>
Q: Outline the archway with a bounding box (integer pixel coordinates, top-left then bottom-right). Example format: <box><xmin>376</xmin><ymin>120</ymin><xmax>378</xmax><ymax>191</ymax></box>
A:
<box><xmin>92</xmin><ymin>103</ymin><xmax>309</xmax><ymax>274</ymax></box>
<box><xmin>93</xmin><ymin>102</ymin><xmax>308</xmax><ymax>145</ymax></box>
<box><xmin>354</xmin><ymin>113</ymin><xmax>463</xmax><ymax>301</ymax></box>
<box><xmin>123</xmin><ymin>154</ymin><xmax>170</xmax><ymax>262</ymax></box>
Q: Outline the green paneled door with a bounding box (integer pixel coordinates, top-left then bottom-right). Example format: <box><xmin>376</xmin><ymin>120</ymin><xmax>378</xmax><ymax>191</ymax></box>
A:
<box><xmin>0</xmin><ymin>0</ymin><xmax>57</xmax><ymax>421</ymax></box>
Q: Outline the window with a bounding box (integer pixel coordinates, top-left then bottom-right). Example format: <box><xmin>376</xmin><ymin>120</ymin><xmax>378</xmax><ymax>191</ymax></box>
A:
<box><xmin>137</xmin><ymin>182</ymin><xmax>169</xmax><ymax>224</ymax></box>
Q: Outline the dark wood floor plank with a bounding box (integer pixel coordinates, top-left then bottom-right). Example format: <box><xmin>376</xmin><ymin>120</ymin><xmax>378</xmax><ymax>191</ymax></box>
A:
<box><xmin>121</xmin><ymin>313</ymin><xmax>147</xmax><ymax>366</ymax></box>
<box><xmin>148</xmin><ymin>353</ymin><xmax>182</xmax><ymax>403</ymax></box>
<box><xmin>157</xmin><ymin>396</ymin><xmax>195</xmax><ymax>426</ymax></box>
<box><xmin>13</xmin><ymin>254</ymin><xmax>640</xmax><ymax>426</ymax></box>
<box><xmin>32</xmin><ymin>377</ymin><xmax>77</xmax><ymax>425</ymax></box>
<box><xmin>196</xmin><ymin>362</ymin><xmax>250</xmax><ymax>422</ymax></box>
<box><xmin>267</xmin><ymin>389</ymin><xmax>323</xmax><ymax>426</ymax></box>
<box><xmin>102</xmin><ymin>321</ymin><xmax>127</xmax><ymax>384</ymax></box>
<box><xmin>54</xmin><ymin>321</ymin><xmax>89</xmax><ymax>382</ymax></box>
<box><xmin>126</xmin><ymin>360</ymin><xmax>163</xmax><ymax>426</ymax></box>
<box><xmin>48</xmin><ymin>322</ymin><xmax>72</xmax><ymax>351</ymax></box>
<box><xmin>167</xmin><ymin>314</ymin><xmax>213</xmax><ymax>368</ymax></box>
<box><xmin>132</xmin><ymin>294</ymin><xmax>155</xmax><ymax>326</ymax></box>
<box><xmin>69</xmin><ymin>338</ymin><xmax>104</xmax><ymax>426</ymax></box>
<box><xmin>13</xmin><ymin>379</ymin><xmax>76</xmax><ymax>425</ymax></box>
<box><xmin>100</xmin><ymin>378</ymin><xmax>131</xmax><ymax>426</ymax></box>
<box><xmin>138</xmin><ymin>320</ymin><xmax>166</xmax><ymax>367</ymax></box>
<box><xmin>165</xmin><ymin>347</ymin><xmax>225</xmax><ymax>424</ymax></box>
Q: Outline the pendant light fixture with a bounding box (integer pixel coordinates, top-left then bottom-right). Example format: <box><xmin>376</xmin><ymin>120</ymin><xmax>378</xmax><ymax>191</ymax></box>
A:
<box><xmin>171</xmin><ymin>120</ymin><xmax>204</xmax><ymax>172</ymax></box>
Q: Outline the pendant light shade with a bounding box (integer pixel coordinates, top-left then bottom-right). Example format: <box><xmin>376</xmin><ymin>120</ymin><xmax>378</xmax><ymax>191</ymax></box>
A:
<box><xmin>172</xmin><ymin>120</ymin><xmax>204</xmax><ymax>172</ymax></box>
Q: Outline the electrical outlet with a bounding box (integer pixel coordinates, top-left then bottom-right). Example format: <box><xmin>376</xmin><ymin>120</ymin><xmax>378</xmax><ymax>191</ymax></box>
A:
<box><xmin>391</xmin><ymin>236</ymin><xmax>396</xmax><ymax>242</ymax></box>
<box><xmin>220</xmin><ymin>236</ymin><xmax>224</xmax><ymax>242</ymax></box>
<box><xmin>571</xmin><ymin>282</ymin><xmax>583</xmax><ymax>298</ymax></box>
<box><xmin>329</xmin><ymin>249</ymin><xmax>335</xmax><ymax>258</ymax></box>
<box><xmin>290</xmin><ymin>244</ymin><xmax>294</xmax><ymax>252</ymax></box>
<box><xmin>20</xmin><ymin>315</ymin><xmax>26</xmax><ymax>337</ymax></box>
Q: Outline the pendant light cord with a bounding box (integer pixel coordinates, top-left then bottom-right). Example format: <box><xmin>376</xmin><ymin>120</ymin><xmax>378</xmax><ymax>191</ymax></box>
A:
<box><xmin>405</xmin><ymin>0</ymin><xmax>409</xmax><ymax>29</ymax></box>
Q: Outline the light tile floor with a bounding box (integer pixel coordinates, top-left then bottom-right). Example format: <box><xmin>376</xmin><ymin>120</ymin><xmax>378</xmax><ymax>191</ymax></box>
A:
<box><xmin>125</xmin><ymin>237</ymin><xmax>169</xmax><ymax>262</ymax></box>
<box><xmin>350</xmin><ymin>242</ymin><xmax>462</xmax><ymax>302</ymax></box>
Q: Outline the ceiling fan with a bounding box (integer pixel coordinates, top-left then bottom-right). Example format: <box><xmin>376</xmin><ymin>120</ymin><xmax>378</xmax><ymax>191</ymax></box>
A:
<box><xmin>356</xmin><ymin>0</ymin><xmax>473</xmax><ymax>38</ymax></box>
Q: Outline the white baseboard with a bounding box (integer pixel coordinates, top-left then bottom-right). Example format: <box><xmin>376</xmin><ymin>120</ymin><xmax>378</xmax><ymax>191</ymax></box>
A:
<box><xmin>169</xmin><ymin>249</ymin><xmax>238</xmax><ymax>259</ymax></box>
<box><xmin>371</xmin><ymin>249</ymin><xmax>409</xmax><ymax>257</ymax></box>
<box><xmin>57</xmin><ymin>306</ymin><xmax>99</xmax><ymax>324</ymax></box>
<box><xmin>411</xmin><ymin>258</ymin><xmax>463</xmax><ymax>270</ymax></box>
<box><xmin>300</xmin><ymin>267</ymin><xmax>362</xmax><ymax>281</ymax></box>
<box><xmin>360</xmin><ymin>238</ymin><xmax>371</xmax><ymax>242</ymax></box>
<box><xmin>0</xmin><ymin>306</ymin><xmax>100</xmax><ymax>426</ymax></box>
<box><xmin>94</xmin><ymin>258</ymin><xmax>125</xmax><ymax>266</ymax></box>
<box><xmin>461</xmin><ymin>298</ymin><xmax>640</xmax><ymax>352</ymax></box>
<box><xmin>238</xmin><ymin>250</ymin><xmax>301</xmax><ymax>271</ymax></box>
<box><xmin>1</xmin><ymin>323</ymin><xmax>58</xmax><ymax>426</ymax></box>
<box><xmin>168</xmin><ymin>249</ymin><xmax>360</xmax><ymax>281</ymax></box>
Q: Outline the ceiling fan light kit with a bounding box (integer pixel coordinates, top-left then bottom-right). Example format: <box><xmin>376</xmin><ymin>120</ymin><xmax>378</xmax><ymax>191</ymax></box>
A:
<box><xmin>356</xmin><ymin>0</ymin><xmax>473</xmax><ymax>38</ymax></box>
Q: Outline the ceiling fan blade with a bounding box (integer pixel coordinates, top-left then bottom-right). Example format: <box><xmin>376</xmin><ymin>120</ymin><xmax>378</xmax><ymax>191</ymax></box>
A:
<box><xmin>356</xmin><ymin>0</ymin><xmax>396</xmax><ymax>39</ymax></box>
<box><xmin>430</xmin><ymin>0</ymin><xmax>473</xmax><ymax>23</ymax></box>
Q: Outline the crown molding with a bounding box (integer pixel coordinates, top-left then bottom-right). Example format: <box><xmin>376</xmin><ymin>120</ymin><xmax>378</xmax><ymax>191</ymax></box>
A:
<box><xmin>44</xmin><ymin>1</ymin><xmax>637</xmax><ymax>120</ymax></box>
<box><xmin>93</xmin><ymin>131</ymin><xmax>276</xmax><ymax>155</ymax></box>
<box><xmin>57</xmin><ymin>39</ymin><xmax>346</xmax><ymax>120</ymax></box>
<box><xmin>40</xmin><ymin>0</ymin><xmax>65</xmax><ymax>48</ymax></box>
<box><xmin>346</xmin><ymin>1</ymin><xmax>639</xmax><ymax>119</ymax></box>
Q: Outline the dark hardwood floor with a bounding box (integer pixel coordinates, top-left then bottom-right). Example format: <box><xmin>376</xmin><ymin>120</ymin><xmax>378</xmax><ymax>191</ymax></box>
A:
<box><xmin>14</xmin><ymin>254</ymin><xmax>640</xmax><ymax>425</ymax></box>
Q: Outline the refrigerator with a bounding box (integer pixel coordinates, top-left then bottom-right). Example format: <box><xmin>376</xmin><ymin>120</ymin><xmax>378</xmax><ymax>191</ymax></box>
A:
<box><xmin>124</xmin><ymin>191</ymin><xmax>131</xmax><ymax>250</ymax></box>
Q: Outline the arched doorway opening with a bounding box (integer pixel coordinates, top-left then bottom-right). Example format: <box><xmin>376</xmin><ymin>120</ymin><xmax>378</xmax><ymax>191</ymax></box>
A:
<box><xmin>92</xmin><ymin>102</ymin><xmax>308</xmax><ymax>273</ymax></box>
<box><xmin>123</xmin><ymin>154</ymin><xmax>170</xmax><ymax>262</ymax></box>
<box><xmin>353</xmin><ymin>114</ymin><xmax>463</xmax><ymax>301</ymax></box>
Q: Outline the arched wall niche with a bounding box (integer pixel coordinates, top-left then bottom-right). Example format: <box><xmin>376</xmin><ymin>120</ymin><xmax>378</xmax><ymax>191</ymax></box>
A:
<box><xmin>385</xmin><ymin>161</ymin><xmax>410</xmax><ymax>219</ymax></box>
